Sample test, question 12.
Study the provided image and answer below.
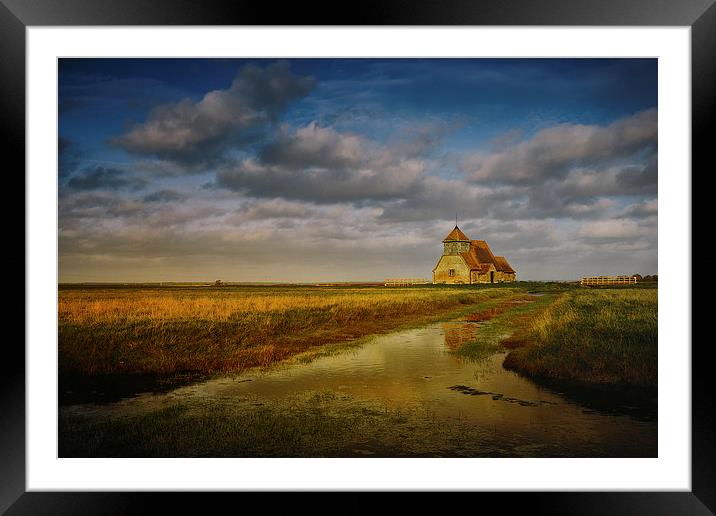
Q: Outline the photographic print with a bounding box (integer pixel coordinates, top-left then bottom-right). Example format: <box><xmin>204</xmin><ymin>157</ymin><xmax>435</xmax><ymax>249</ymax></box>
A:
<box><xmin>58</xmin><ymin>57</ymin><xmax>657</xmax><ymax>458</ymax></box>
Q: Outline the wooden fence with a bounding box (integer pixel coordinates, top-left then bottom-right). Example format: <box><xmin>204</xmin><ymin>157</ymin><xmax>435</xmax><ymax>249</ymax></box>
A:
<box><xmin>384</xmin><ymin>278</ymin><xmax>430</xmax><ymax>287</ymax></box>
<box><xmin>580</xmin><ymin>275</ymin><xmax>638</xmax><ymax>286</ymax></box>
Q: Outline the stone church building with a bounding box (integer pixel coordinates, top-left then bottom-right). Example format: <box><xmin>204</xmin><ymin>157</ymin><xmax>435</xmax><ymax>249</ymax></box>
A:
<box><xmin>433</xmin><ymin>225</ymin><xmax>516</xmax><ymax>284</ymax></box>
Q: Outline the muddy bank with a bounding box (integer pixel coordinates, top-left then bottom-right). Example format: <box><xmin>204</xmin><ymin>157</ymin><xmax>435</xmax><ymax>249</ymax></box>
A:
<box><xmin>500</xmin><ymin>371</ymin><xmax>658</xmax><ymax>422</ymax></box>
<box><xmin>59</xmin><ymin>372</ymin><xmax>207</xmax><ymax>405</ymax></box>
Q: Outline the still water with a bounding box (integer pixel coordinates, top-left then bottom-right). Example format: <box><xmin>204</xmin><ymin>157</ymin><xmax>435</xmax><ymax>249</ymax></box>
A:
<box><xmin>64</xmin><ymin>318</ymin><xmax>657</xmax><ymax>457</ymax></box>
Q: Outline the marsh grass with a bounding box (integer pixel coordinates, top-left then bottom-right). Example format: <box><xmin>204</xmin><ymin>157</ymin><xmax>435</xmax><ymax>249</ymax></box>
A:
<box><xmin>58</xmin><ymin>284</ymin><xmax>659</xmax><ymax>458</ymax></box>
<box><xmin>452</xmin><ymin>294</ymin><xmax>559</xmax><ymax>363</ymax></box>
<box><xmin>59</xmin><ymin>285</ymin><xmax>515</xmax><ymax>378</ymax></box>
<box><xmin>59</xmin><ymin>283</ymin><xmax>657</xmax><ymax>395</ymax></box>
<box><xmin>503</xmin><ymin>289</ymin><xmax>657</xmax><ymax>387</ymax></box>
<box><xmin>59</xmin><ymin>391</ymin><xmax>455</xmax><ymax>458</ymax></box>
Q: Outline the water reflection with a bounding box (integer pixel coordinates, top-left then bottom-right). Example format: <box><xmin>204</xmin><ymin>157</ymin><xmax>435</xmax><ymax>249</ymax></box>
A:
<box><xmin>441</xmin><ymin>322</ymin><xmax>479</xmax><ymax>351</ymax></box>
<box><xmin>64</xmin><ymin>318</ymin><xmax>657</xmax><ymax>457</ymax></box>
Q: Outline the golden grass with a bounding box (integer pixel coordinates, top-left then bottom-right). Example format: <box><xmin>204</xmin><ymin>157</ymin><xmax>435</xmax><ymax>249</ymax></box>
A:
<box><xmin>59</xmin><ymin>286</ymin><xmax>514</xmax><ymax>376</ymax></box>
<box><xmin>60</xmin><ymin>290</ymin><xmax>412</xmax><ymax>323</ymax></box>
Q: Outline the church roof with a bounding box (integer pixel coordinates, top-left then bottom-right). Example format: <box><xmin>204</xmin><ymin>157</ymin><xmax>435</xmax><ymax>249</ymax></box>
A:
<box><xmin>460</xmin><ymin>251</ymin><xmax>494</xmax><ymax>272</ymax></box>
<box><xmin>470</xmin><ymin>240</ymin><xmax>497</xmax><ymax>264</ymax></box>
<box><xmin>459</xmin><ymin>240</ymin><xmax>516</xmax><ymax>273</ymax></box>
<box><xmin>494</xmin><ymin>256</ymin><xmax>516</xmax><ymax>274</ymax></box>
<box><xmin>442</xmin><ymin>225</ymin><xmax>470</xmax><ymax>242</ymax></box>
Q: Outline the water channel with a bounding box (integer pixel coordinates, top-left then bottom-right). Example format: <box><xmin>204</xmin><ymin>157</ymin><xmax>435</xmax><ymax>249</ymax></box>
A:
<box><xmin>62</xmin><ymin>313</ymin><xmax>657</xmax><ymax>457</ymax></box>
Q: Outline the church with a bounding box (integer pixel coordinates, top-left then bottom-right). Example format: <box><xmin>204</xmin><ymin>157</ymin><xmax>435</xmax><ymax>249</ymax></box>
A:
<box><xmin>432</xmin><ymin>225</ymin><xmax>516</xmax><ymax>284</ymax></box>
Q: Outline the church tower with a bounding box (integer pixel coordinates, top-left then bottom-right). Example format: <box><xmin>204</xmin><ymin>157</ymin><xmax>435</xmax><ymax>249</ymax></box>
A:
<box><xmin>442</xmin><ymin>225</ymin><xmax>471</xmax><ymax>255</ymax></box>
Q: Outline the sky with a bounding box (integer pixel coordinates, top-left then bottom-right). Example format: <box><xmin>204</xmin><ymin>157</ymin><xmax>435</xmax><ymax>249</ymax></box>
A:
<box><xmin>58</xmin><ymin>58</ymin><xmax>658</xmax><ymax>282</ymax></box>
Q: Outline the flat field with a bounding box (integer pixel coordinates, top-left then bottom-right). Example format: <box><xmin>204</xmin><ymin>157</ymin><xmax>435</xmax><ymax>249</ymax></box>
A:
<box><xmin>59</xmin><ymin>282</ymin><xmax>657</xmax><ymax>389</ymax></box>
<box><xmin>59</xmin><ymin>284</ymin><xmax>515</xmax><ymax>377</ymax></box>
<box><xmin>58</xmin><ymin>282</ymin><xmax>658</xmax><ymax>457</ymax></box>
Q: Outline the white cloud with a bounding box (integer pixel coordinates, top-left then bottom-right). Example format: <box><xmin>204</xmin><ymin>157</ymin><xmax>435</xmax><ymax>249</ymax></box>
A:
<box><xmin>577</xmin><ymin>219</ymin><xmax>642</xmax><ymax>241</ymax></box>
<box><xmin>463</xmin><ymin>109</ymin><xmax>657</xmax><ymax>185</ymax></box>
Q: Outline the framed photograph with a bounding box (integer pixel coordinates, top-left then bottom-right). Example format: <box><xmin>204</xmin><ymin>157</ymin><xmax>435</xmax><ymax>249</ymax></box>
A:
<box><xmin>6</xmin><ymin>0</ymin><xmax>707</xmax><ymax>512</ymax></box>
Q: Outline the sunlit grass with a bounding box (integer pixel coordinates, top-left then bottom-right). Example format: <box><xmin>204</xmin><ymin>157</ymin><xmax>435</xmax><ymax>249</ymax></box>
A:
<box><xmin>453</xmin><ymin>293</ymin><xmax>559</xmax><ymax>362</ymax></box>
<box><xmin>59</xmin><ymin>286</ymin><xmax>514</xmax><ymax>376</ymax></box>
<box><xmin>503</xmin><ymin>289</ymin><xmax>657</xmax><ymax>387</ymax></box>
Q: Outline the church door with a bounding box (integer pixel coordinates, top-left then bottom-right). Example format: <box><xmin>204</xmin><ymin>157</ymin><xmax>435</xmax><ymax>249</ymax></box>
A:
<box><xmin>490</xmin><ymin>271</ymin><xmax>494</xmax><ymax>283</ymax></box>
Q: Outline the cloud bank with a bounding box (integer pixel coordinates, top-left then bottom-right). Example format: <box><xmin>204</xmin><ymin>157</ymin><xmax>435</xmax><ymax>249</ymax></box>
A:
<box><xmin>112</xmin><ymin>61</ymin><xmax>316</xmax><ymax>165</ymax></box>
<box><xmin>58</xmin><ymin>59</ymin><xmax>658</xmax><ymax>281</ymax></box>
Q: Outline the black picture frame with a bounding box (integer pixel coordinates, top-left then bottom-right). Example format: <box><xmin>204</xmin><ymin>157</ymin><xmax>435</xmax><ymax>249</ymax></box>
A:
<box><xmin>3</xmin><ymin>0</ymin><xmax>707</xmax><ymax>512</ymax></box>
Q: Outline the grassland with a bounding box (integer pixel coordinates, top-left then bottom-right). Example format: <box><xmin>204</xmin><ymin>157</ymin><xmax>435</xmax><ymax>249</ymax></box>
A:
<box><xmin>59</xmin><ymin>284</ymin><xmax>515</xmax><ymax>379</ymax></box>
<box><xmin>59</xmin><ymin>282</ymin><xmax>657</xmax><ymax>399</ymax></box>
<box><xmin>503</xmin><ymin>288</ymin><xmax>657</xmax><ymax>388</ymax></box>
<box><xmin>58</xmin><ymin>282</ymin><xmax>658</xmax><ymax>457</ymax></box>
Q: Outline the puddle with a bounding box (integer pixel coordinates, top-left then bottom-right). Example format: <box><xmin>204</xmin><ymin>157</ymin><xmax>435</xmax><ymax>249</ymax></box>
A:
<box><xmin>62</xmin><ymin>317</ymin><xmax>657</xmax><ymax>457</ymax></box>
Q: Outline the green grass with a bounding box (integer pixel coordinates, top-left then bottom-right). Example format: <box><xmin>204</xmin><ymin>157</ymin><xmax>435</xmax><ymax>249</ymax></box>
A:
<box><xmin>503</xmin><ymin>289</ymin><xmax>657</xmax><ymax>387</ymax></box>
<box><xmin>59</xmin><ymin>391</ymin><xmax>459</xmax><ymax>458</ymax></box>
<box><xmin>453</xmin><ymin>293</ymin><xmax>559</xmax><ymax>362</ymax></box>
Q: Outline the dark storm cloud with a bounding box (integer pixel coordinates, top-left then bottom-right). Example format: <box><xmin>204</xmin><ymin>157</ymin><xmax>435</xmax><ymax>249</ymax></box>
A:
<box><xmin>501</xmin><ymin>155</ymin><xmax>657</xmax><ymax>220</ymax></box>
<box><xmin>258</xmin><ymin>122</ymin><xmax>366</xmax><ymax>170</ymax></box>
<box><xmin>615</xmin><ymin>154</ymin><xmax>658</xmax><ymax>193</ymax></box>
<box><xmin>215</xmin><ymin>123</ymin><xmax>428</xmax><ymax>203</ymax></box>
<box><xmin>111</xmin><ymin>61</ymin><xmax>316</xmax><ymax>166</ymax></box>
<box><xmin>216</xmin><ymin>158</ymin><xmax>425</xmax><ymax>203</ymax></box>
<box><xmin>463</xmin><ymin>109</ymin><xmax>657</xmax><ymax>185</ymax></box>
<box><xmin>67</xmin><ymin>165</ymin><xmax>148</xmax><ymax>191</ymax></box>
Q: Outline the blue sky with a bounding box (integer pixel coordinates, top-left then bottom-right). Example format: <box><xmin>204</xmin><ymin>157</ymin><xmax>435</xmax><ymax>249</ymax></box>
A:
<box><xmin>58</xmin><ymin>58</ymin><xmax>657</xmax><ymax>282</ymax></box>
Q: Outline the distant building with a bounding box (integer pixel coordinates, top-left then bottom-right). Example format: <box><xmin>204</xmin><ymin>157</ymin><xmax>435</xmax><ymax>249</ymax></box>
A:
<box><xmin>432</xmin><ymin>225</ymin><xmax>516</xmax><ymax>284</ymax></box>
